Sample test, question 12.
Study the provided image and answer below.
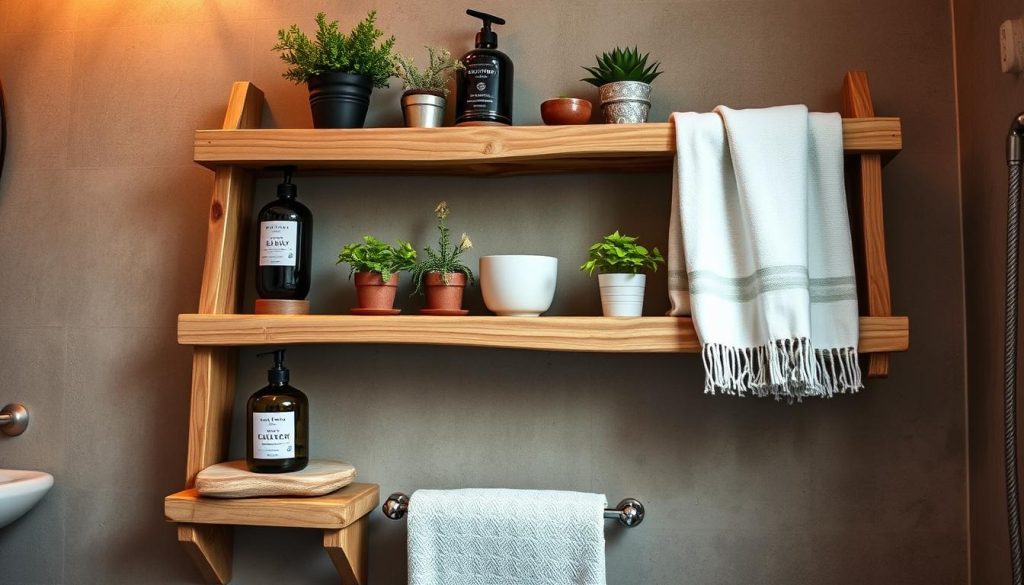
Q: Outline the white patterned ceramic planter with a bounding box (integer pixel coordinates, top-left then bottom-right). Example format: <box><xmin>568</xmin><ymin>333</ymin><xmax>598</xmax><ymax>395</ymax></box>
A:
<box><xmin>598</xmin><ymin>273</ymin><xmax>646</xmax><ymax>317</ymax></box>
<box><xmin>599</xmin><ymin>81</ymin><xmax>652</xmax><ymax>124</ymax></box>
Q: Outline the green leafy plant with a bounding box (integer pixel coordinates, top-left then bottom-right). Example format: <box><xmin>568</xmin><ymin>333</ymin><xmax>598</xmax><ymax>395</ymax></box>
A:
<box><xmin>394</xmin><ymin>46</ymin><xmax>463</xmax><ymax>96</ymax></box>
<box><xmin>411</xmin><ymin>201</ymin><xmax>476</xmax><ymax>294</ymax></box>
<box><xmin>579</xmin><ymin>231</ymin><xmax>665</xmax><ymax>275</ymax></box>
<box><xmin>337</xmin><ymin>236</ymin><xmax>417</xmax><ymax>283</ymax></box>
<box><xmin>273</xmin><ymin>11</ymin><xmax>397</xmax><ymax>88</ymax></box>
<box><xmin>581</xmin><ymin>46</ymin><xmax>662</xmax><ymax>87</ymax></box>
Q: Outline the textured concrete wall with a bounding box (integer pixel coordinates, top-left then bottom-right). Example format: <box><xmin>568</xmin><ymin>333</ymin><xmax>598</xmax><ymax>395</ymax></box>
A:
<box><xmin>954</xmin><ymin>1</ymin><xmax>1024</xmax><ymax>583</ymax></box>
<box><xmin>0</xmin><ymin>1</ymin><xmax>965</xmax><ymax>583</ymax></box>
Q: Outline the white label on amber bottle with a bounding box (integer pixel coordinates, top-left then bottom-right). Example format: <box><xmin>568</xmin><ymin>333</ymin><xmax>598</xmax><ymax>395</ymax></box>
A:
<box><xmin>259</xmin><ymin>221</ymin><xmax>297</xmax><ymax>267</ymax></box>
<box><xmin>253</xmin><ymin>412</ymin><xmax>295</xmax><ymax>459</ymax></box>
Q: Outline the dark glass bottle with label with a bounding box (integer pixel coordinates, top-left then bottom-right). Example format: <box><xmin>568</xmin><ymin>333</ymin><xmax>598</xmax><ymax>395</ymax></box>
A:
<box><xmin>247</xmin><ymin>349</ymin><xmax>308</xmax><ymax>473</ymax></box>
<box><xmin>456</xmin><ymin>10</ymin><xmax>513</xmax><ymax>126</ymax></box>
<box><xmin>256</xmin><ymin>168</ymin><xmax>312</xmax><ymax>300</ymax></box>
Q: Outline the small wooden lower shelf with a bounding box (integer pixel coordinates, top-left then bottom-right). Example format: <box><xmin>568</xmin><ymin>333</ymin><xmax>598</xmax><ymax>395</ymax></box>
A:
<box><xmin>165</xmin><ymin>483</ymin><xmax>378</xmax><ymax>584</ymax></box>
<box><xmin>164</xmin><ymin>482</ymin><xmax>379</xmax><ymax>530</ymax></box>
<box><xmin>177</xmin><ymin>314</ymin><xmax>909</xmax><ymax>354</ymax></box>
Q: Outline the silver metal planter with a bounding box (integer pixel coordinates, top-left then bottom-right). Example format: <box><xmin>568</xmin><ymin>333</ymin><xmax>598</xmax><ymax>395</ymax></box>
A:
<box><xmin>402</xmin><ymin>91</ymin><xmax>446</xmax><ymax>128</ymax></box>
<box><xmin>599</xmin><ymin>81</ymin><xmax>652</xmax><ymax>124</ymax></box>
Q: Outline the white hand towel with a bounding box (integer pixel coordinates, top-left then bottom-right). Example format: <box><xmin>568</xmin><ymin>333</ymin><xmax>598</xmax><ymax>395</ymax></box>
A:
<box><xmin>407</xmin><ymin>488</ymin><xmax>607</xmax><ymax>585</ymax></box>
<box><xmin>668</xmin><ymin>105</ymin><xmax>861</xmax><ymax>399</ymax></box>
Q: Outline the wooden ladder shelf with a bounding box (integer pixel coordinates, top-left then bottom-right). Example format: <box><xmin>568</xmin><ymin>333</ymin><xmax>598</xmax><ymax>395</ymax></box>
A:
<box><xmin>165</xmin><ymin>70</ymin><xmax>907</xmax><ymax>584</ymax></box>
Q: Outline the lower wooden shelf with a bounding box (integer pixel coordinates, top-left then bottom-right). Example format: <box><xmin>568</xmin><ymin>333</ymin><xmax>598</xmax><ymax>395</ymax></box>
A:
<box><xmin>177</xmin><ymin>314</ymin><xmax>909</xmax><ymax>354</ymax></box>
<box><xmin>164</xmin><ymin>482</ymin><xmax>379</xmax><ymax>530</ymax></box>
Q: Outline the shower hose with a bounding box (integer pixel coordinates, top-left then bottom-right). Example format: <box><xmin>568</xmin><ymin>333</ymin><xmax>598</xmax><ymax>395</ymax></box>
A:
<box><xmin>1005</xmin><ymin>113</ymin><xmax>1024</xmax><ymax>585</ymax></box>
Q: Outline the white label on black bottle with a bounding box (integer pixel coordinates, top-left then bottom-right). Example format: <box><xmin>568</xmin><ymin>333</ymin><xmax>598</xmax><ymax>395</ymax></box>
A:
<box><xmin>259</xmin><ymin>221</ymin><xmax>297</xmax><ymax>267</ymax></box>
<box><xmin>253</xmin><ymin>412</ymin><xmax>295</xmax><ymax>459</ymax></box>
<box><xmin>464</xmin><ymin>65</ymin><xmax>498</xmax><ymax>112</ymax></box>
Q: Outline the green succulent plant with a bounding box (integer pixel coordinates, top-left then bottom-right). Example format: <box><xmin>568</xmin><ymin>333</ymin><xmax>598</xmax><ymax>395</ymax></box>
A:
<box><xmin>394</xmin><ymin>46</ymin><xmax>463</xmax><ymax>96</ymax></box>
<box><xmin>580</xmin><ymin>230</ymin><xmax>664</xmax><ymax>275</ymax></box>
<box><xmin>337</xmin><ymin>236</ymin><xmax>417</xmax><ymax>283</ymax></box>
<box><xmin>273</xmin><ymin>11</ymin><xmax>397</xmax><ymax>88</ymax></box>
<box><xmin>581</xmin><ymin>46</ymin><xmax>662</xmax><ymax>87</ymax></box>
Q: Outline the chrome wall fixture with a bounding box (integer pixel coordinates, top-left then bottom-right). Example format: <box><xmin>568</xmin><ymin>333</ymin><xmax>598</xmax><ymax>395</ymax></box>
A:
<box><xmin>382</xmin><ymin>492</ymin><xmax>646</xmax><ymax>528</ymax></box>
<box><xmin>0</xmin><ymin>403</ymin><xmax>29</xmax><ymax>436</ymax></box>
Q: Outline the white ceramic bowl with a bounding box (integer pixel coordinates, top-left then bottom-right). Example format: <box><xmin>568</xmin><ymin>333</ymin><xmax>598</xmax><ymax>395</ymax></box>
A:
<box><xmin>480</xmin><ymin>255</ymin><xmax>558</xmax><ymax>317</ymax></box>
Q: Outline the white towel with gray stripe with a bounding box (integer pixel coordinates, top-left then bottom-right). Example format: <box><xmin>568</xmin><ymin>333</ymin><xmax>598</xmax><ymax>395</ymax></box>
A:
<box><xmin>667</xmin><ymin>105</ymin><xmax>862</xmax><ymax>399</ymax></box>
<box><xmin>408</xmin><ymin>488</ymin><xmax>607</xmax><ymax>585</ymax></box>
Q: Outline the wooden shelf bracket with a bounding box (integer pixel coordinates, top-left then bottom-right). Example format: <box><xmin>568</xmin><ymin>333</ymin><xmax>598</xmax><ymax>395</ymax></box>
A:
<box><xmin>177</xmin><ymin>81</ymin><xmax>258</xmax><ymax>585</ymax></box>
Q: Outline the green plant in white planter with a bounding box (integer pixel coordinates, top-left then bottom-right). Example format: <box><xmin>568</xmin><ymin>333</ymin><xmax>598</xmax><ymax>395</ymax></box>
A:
<box><xmin>580</xmin><ymin>230</ymin><xmax>664</xmax><ymax>317</ymax></box>
<box><xmin>394</xmin><ymin>47</ymin><xmax>463</xmax><ymax>128</ymax></box>
<box><xmin>581</xmin><ymin>47</ymin><xmax>662</xmax><ymax>124</ymax></box>
<box><xmin>274</xmin><ymin>11</ymin><xmax>397</xmax><ymax>128</ymax></box>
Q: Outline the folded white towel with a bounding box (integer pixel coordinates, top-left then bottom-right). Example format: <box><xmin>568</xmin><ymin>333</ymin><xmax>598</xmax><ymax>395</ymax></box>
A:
<box><xmin>668</xmin><ymin>105</ymin><xmax>862</xmax><ymax>399</ymax></box>
<box><xmin>408</xmin><ymin>488</ymin><xmax>607</xmax><ymax>585</ymax></box>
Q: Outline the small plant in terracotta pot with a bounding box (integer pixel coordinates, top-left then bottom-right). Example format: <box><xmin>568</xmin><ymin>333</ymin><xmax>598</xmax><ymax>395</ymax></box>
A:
<box><xmin>411</xmin><ymin>201</ymin><xmax>475</xmax><ymax>315</ymax></box>
<box><xmin>337</xmin><ymin>236</ymin><xmax>417</xmax><ymax>314</ymax></box>
<box><xmin>580</xmin><ymin>230</ymin><xmax>664</xmax><ymax>317</ymax></box>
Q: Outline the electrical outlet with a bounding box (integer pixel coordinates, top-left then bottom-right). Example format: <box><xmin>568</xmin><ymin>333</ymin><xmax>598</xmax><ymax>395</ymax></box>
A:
<box><xmin>1001</xmin><ymin>18</ymin><xmax>1024</xmax><ymax>73</ymax></box>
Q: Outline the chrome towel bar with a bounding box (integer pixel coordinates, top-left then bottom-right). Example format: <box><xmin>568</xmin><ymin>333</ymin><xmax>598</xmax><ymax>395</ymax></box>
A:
<box><xmin>382</xmin><ymin>492</ymin><xmax>645</xmax><ymax>528</ymax></box>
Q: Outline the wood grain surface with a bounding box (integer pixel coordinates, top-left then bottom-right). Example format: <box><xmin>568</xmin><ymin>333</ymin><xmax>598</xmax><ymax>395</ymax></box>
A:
<box><xmin>177</xmin><ymin>314</ymin><xmax>909</xmax><ymax>353</ymax></box>
<box><xmin>193</xmin><ymin>119</ymin><xmax>902</xmax><ymax>175</ymax></box>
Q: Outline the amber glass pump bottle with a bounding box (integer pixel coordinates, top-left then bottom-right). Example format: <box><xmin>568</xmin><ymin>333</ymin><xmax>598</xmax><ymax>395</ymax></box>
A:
<box><xmin>246</xmin><ymin>349</ymin><xmax>308</xmax><ymax>473</ymax></box>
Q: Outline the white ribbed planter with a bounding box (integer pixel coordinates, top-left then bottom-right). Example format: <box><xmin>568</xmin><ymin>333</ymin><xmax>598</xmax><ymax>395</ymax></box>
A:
<box><xmin>598</xmin><ymin>273</ymin><xmax>646</xmax><ymax>317</ymax></box>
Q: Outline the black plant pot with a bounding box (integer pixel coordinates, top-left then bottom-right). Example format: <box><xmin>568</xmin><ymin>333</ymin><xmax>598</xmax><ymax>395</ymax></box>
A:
<box><xmin>307</xmin><ymin>72</ymin><xmax>373</xmax><ymax>129</ymax></box>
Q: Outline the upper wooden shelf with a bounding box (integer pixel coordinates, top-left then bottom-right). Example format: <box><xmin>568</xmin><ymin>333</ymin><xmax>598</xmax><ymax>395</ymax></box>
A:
<box><xmin>177</xmin><ymin>314</ymin><xmax>909</xmax><ymax>354</ymax></box>
<box><xmin>164</xmin><ymin>483</ymin><xmax>379</xmax><ymax>530</ymax></box>
<box><xmin>193</xmin><ymin>119</ymin><xmax>902</xmax><ymax>176</ymax></box>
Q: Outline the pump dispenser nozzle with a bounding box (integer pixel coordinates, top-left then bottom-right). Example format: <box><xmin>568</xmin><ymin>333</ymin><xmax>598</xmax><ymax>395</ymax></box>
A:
<box><xmin>466</xmin><ymin>9</ymin><xmax>505</xmax><ymax>49</ymax></box>
<box><xmin>257</xmin><ymin>349</ymin><xmax>289</xmax><ymax>385</ymax></box>
<box><xmin>267</xmin><ymin>165</ymin><xmax>298</xmax><ymax>198</ymax></box>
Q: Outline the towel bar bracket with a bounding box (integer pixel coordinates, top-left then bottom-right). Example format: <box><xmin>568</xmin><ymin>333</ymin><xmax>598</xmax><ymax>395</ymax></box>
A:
<box><xmin>0</xmin><ymin>403</ymin><xmax>29</xmax><ymax>437</ymax></box>
<box><xmin>382</xmin><ymin>492</ymin><xmax>645</xmax><ymax>528</ymax></box>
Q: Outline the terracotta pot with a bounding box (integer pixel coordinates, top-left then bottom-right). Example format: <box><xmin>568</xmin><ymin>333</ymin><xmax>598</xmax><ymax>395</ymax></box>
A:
<box><xmin>424</xmin><ymin>271</ymin><xmax>466</xmax><ymax>311</ymax></box>
<box><xmin>540</xmin><ymin>98</ymin><xmax>592</xmax><ymax>125</ymax></box>
<box><xmin>354</xmin><ymin>272</ymin><xmax>399</xmax><ymax>310</ymax></box>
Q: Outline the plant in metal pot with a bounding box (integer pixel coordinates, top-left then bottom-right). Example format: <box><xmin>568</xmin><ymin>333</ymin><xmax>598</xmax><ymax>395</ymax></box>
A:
<box><xmin>337</xmin><ymin>236</ymin><xmax>417</xmax><ymax>313</ymax></box>
<box><xmin>274</xmin><ymin>11</ymin><xmax>397</xmax><ymax>128</ymax></box>
<box><xmin>580</xmin><ymin>230</ymin><xmax>664</xmax><ymax>317</ymax></box>
<box><xmin>581</xmin><ymin>47</ymin><xmax>662</xmax><ymax>124</ymax></box>
<box><xmin>394</xmin><ymin>47</ymin><xmax>463</xmax><ymax>128</ymax></box>
<box><xmin>411</xmin><ymin>201</ymin><xmax>475</xmax><ymax>314</ymax></box>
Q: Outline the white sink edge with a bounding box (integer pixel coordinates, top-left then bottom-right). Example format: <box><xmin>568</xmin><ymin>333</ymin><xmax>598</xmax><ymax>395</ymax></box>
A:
<box><xmin>0</xmin><ymin>469</ymin><xmax>55</xmax><ymax>529</ymax></box>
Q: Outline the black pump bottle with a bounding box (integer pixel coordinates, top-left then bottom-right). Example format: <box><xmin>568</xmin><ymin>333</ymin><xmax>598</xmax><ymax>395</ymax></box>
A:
<box><xmin>246</xmin><ymin>349</ymin><xmax>309</xmax><ymax>473</ymax></box>
<box><xmin>456</xmin><ymin>9</ymin><xmax>513</xmax><ymax>126</ymax></box>
<box><xmin>256</xmin><ymin>167</ymin><xmax>313</xmax><ymax>300</ymax></box>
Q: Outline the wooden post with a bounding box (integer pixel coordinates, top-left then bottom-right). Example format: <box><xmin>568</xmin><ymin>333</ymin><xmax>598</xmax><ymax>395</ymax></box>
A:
<box><xmin>841</xmin><ymin>71</ymin><xmax>893</xmax><ymax>378</ymax></box>
<box><xmin>179</xmin><ymin>82</ymin><xmax>263</xmax><ymax>584</ymax></box>
<box><xmin>324</xmin><ymin>516</ymin><xmax>370</xmax><ymax>585</ymax></box>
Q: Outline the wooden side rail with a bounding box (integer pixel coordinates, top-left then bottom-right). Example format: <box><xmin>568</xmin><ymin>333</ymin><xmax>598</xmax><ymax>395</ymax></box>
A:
<box><xmin>841</xmin><ymin>71</ymin><xmax>895</xmax><ymax>378</ymax></box>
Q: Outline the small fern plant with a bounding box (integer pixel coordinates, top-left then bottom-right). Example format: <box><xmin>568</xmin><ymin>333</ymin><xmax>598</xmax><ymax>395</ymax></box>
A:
<box><xmin>394</xmin><ymin>46</ymin><xmax>463</xmax><ymax>96</ymax></box>
<box><xmin>337</xmin><ymin>236</ymin><xmax>417</xmax><ymax>283</ymax></box>
<box><xmin>411</xmin><ymin>201</ymin><xmax>475</xmax><ymax>294</ymax></box>
<box><xmin>580</xmin><ymin>231</ymin><xmax>664</xmax><ymax>275</ymax></box>
<box><xmin>273</xmin><ymin>11</ymin><xmax>397</xmax><ymax>88</ymax></box>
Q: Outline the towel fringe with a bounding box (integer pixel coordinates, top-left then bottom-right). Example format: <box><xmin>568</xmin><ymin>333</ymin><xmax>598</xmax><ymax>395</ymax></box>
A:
<box><xmin>701</xmin><ymin>338</ymin><xmax>863</xmax><ymax>401</ymax></box>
